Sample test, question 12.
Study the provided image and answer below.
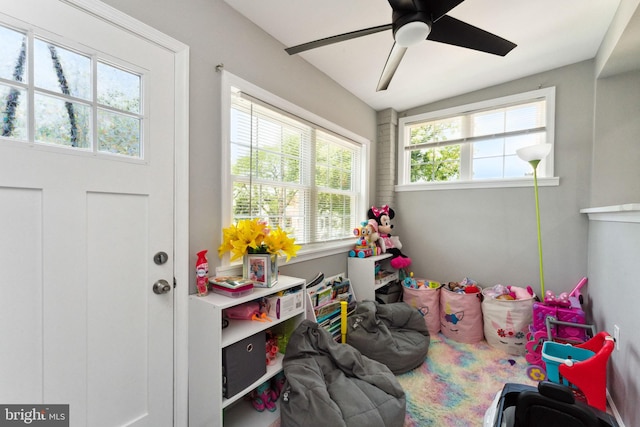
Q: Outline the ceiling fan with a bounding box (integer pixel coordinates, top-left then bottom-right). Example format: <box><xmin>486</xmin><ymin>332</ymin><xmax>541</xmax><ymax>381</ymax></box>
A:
<box><xmin>285</xmin><ymin>0</ymin><xmax>517</xmax><ymax>91</ymax></box>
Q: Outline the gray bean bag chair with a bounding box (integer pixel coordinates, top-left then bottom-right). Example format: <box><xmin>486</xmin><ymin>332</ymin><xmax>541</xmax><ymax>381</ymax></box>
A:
<box><xmin>280</xmin><ymin>320</ymin><xmax>406</xmax><ymax>427</ymax></box>
<box><xmin>347</xmin><ymin>300</ymin><xmax>430</xmax><ymax>374</ymax></box>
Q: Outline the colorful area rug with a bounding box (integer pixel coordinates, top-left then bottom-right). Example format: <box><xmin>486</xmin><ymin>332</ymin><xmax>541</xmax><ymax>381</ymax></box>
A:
<box><xmin>397</xmin><ymin>333</ymin><xmax>536</xmax><ymax>427</ymax></box>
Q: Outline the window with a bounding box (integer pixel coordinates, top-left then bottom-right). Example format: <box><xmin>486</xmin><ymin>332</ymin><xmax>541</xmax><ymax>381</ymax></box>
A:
<box><xmin>222</xmin><ymin>72</ymin><xmax>368</xmax><ymax>259</ymax></box>
<box><xmin>397</xmin><ymin>87</ymin><xmax>556</xmax><ymax>190</ymax></box>
<box><xmin>0</xmin><ymin>23</ymin><xmax>144</xmax><ymax>158</ymax></box>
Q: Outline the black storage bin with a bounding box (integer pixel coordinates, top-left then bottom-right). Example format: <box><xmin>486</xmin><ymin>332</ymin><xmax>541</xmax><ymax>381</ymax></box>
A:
<box><xmin>222</xmin><ymin>330</ymin><xmax>266</xmax><ymax>398</ymax></box>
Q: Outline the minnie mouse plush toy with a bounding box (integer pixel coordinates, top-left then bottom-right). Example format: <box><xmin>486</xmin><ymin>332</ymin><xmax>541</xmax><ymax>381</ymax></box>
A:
<box><xmin>368</xmin><ymin>205</ymin><xmax>411</xmax><ymax>269</ymax></box>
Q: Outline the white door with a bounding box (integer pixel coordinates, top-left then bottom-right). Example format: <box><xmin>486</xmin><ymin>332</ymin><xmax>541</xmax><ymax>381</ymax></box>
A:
<box><xmin>0</xmin><ymin>2</ymin><xmax>178</xmax><ymax>426</ymax></box>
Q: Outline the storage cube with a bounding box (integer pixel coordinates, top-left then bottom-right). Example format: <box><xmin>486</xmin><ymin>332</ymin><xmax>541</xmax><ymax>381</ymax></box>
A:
<box><xmin>222</xmin><ymin>331</ymin><xmax>266</xmax><ymax>398</ymax></box>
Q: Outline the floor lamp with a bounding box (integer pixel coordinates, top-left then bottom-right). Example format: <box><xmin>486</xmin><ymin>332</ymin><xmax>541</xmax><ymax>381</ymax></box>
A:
<box><xmin>516</xmin><ymin>144</ymin><xmax>552</xmax><ymax>297</ymax></box>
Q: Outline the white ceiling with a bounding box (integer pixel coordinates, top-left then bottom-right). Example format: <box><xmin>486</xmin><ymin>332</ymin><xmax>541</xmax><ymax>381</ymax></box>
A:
<box><xmin>224</xmin><ymin>0</ymin><xmax>622</xmax><ymax>111</ymax></box>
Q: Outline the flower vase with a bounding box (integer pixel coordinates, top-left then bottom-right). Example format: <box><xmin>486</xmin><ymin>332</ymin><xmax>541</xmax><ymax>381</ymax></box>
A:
<box><xmin>243</xmin><ymin>253</ymin><xmax>278</xmax><ymax>288</ymax></box>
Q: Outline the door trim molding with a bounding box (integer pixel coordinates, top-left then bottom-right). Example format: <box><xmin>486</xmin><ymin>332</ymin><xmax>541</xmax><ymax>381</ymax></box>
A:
<box><xmin>60</xmin><ymin>1</ymin><xmax>190</xmax><ymax>425</ymax></box>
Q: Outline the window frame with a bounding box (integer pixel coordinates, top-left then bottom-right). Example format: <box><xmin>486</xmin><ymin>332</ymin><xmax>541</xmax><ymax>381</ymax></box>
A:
<box><xmin>220</xmin><ymin>71</ymin><xmax>370</xmax><ymax>267</ymax></box>
<box><xmin>397</xmin><ymin>87</ymin><xmax>559</xmax><ymax>191</ymax></box>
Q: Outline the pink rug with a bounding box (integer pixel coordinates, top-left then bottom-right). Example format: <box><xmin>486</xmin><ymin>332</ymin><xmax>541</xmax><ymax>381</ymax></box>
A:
<box><xmin>397</xmin><ymin>333</ymin><xmax>536</xmax><ymax>426</ymax></box>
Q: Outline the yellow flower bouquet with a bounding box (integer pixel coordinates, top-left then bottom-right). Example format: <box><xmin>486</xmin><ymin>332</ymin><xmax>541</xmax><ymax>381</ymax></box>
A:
<box><xmin>218</xmin><ymin>218</ymin><xmax>301</xmax><ymax>262</ymax></box>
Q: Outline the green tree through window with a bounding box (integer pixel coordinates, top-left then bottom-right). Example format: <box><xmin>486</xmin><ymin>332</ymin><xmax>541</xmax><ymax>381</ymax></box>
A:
<box><xmin>409</xmin><ymin>123</ymin><xmax>460</xmax><ymax>182</ymax></box>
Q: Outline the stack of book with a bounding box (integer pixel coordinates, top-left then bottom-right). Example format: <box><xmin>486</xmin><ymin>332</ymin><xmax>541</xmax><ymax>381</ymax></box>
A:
<box><xmin>307</xmin><ymin>276</ymin><xmax>356</xmax><ymax>341</ymax></box>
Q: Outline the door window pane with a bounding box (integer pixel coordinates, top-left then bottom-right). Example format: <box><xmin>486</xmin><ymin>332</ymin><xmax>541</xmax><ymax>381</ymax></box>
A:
<box><xmin>98</xmin><ymin>109</ymin><xmax>141</xmax><ymax>157</ymax></box>
<box><xmin>1</xmin><ymin>84</ymin><xmax>27</xmax><ymax>139</ymax></box>
<box><xmin>34</xmin><ymin>39</ymin><xmax>91</xmax><ymax>100</ymax></box>
<box><xmin>35</xmin><ymin>93</ymin><xmax>90</xmax><ymax>148</ymax></box>
<box><xmin>0</xmin><ymin>26</ymin><xmax>27</xmax><ymax>83</ymax></box>
<box><xmin>97</xmin><ymin>62</ymin><xmax>141</xmax><ymax>113</ymax></box>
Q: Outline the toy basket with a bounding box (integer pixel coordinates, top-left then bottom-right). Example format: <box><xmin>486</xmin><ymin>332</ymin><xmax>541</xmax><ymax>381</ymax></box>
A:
<box><xmin>402</xmin><ymin>282</ymin><xmax>441</xmax><ymax>334</ymax></box>
<box><xmin>482</xmin><ymin>291</ymin><xmax>534</xmax><ymax>355</ymax></box>
<box><xmin>541</xmin><ymin>341</ymin><xmax>595</xmax><ymax>384</ymax></box>
<box><xmin>439</xmin><ymin>286</ymin><xmax>483</xmax><ymax>343</ymax></box>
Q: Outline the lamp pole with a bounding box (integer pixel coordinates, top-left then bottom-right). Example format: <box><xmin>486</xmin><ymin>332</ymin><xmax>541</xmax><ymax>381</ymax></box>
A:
<box><xmin>516</xmin><ymin>143</ymin><xmax>552</xmax><ymax>298</ymax></box>
<box><xmin>530</xmin><ymin>159</ymin><xmax>545</xmax><ymax>297</ymax></box>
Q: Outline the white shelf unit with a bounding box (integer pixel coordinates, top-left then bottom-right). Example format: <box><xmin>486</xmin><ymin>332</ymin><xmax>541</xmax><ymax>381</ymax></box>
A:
<box><xmin>347</xmin><ymin>253</ymin><xmax>398</xmax><ymax>301</ymax></box>
<box><xmin>189</xmin><ymin>275</ymin><xmax>306</xmax><ymax>427</ymax></box>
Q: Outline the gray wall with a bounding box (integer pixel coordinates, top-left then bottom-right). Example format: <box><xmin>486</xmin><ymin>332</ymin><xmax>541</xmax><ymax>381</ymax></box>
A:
<box><xmin>393</xmin><ymin>61</ymin><xmax>595</xmax><ymax>296</ymax></box>
<box><xmin>100</xmin><ymin>0</ymin><xmax>377</xmax><ymax>286</ymax></box>
<box><xmin>586</xmin><ymin>220</ymin><xmax>639</xmax><ymax>426</ymax></box>
<box><xmin>587</xmin><ymin>69</ymin><xmax>640</xmax><ymax>426</ymax></box>
<box><xmin>592</xmin><ymin>70</ymin><xmax>640</xmax><ymax>206</ymax></box>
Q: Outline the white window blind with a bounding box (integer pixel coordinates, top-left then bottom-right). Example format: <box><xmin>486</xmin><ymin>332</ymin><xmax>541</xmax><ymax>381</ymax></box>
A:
<box><xmin>229</xmin><ymin>88</ymin><xmax>362</xmax><ymax>246</ymax></box>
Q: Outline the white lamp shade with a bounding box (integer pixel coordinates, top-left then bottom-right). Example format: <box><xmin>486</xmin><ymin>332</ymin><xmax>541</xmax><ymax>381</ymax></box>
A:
<box><xmin>395</xmin><ymin>21</ymin><xmax>431</xmax><ymax>47</ymax></box>
<box><xmin>516</xmin><ymin>144</ymin><xmax>552</xmax><ymax>162</ymax></box>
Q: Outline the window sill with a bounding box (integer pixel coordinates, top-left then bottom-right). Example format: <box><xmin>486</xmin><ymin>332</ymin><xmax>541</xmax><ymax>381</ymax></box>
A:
<box><xmin>215</xmin><ymin>240</ymin><xmax>353</xmax><ymax>276</ymax></box>
<box><xmin>395</xmin><ymin>176</ymin><xmax>560</xmax><ymax>192</ymax></box>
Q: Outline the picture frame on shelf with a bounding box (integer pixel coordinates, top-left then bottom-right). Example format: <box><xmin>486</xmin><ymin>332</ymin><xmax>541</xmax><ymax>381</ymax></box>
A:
<box><xmin>243</xmin><ymin>253</ymin><xmax>278</xmax><ymax>288</ymax></box>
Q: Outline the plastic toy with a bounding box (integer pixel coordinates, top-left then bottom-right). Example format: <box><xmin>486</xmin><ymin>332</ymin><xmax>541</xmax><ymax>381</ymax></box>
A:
<box><xmin>525</xmin><ymin>311</ymin><xmax>597</xmax><ymax>382</ymax></box>
<box><xmin>265</xmin><ymin>331</ymin><xmax>279</xmax><ymax>365</ymax></box>
<box><xmin>349</xmin><ymin>220</ymin><xmax>382</xmax><ymax>258</ymax></box>
<box><xmin>544</xmin><ymin>290</ymin><xmax>570</xmax><ymax>307</ymax></box>
<box><xmin>540</xmin><ymin>279</ymin><xmax>590</xmax><ymax>343</ymax></box>
<box><xmin>402</xmin><ymin>272</ymin><xmax>418</xmax><ymax>288</ymax></box>
<box><xmin>483</xmin><ymin>284</ymin><xmax>513</xmax><ymax>299</ymax></box>
<box><xmin>447</xmin><ymin>277</ymin><xmax>480</xmax><ymax>294</ymax></box>
<box><xmin>367</xmin><ymin>205</ymin><xmax>411</xmax><ymax>269</ymax></box>
<box><xmin>542</xmin><ymin>331</ymin><xmax>615</xmax><ymax>411</ymax></box>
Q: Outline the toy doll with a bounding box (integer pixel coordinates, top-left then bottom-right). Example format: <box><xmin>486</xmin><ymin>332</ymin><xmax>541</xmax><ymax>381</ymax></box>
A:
<box><xmin>368</xmin><ymin>205</ymin><xmax>411</xmax><ymax>269</ymax></box>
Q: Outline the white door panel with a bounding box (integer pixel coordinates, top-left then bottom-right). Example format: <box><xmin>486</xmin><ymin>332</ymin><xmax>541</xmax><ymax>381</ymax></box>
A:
<box><xmin>0</xmin><ymin>187</ymin><xmax>43</xmax><ymax>403</ymax></box>
<box><xmin>0</xmin><ymin>1</ymin><xmax>176</xmax><ymax>426</ymax></box>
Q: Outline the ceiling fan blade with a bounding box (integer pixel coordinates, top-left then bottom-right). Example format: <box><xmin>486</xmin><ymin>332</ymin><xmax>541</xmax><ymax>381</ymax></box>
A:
<box><xmin>285</xmin><ymin>24</ymin><xmax>392</xmax><ymax>55</ymax></box>
<box><xmin>377</xmin><ymin>42</ymin><xmax>408</xmax><ymax>91</ymax></box>
<box><xmin>428</xmin><ymin>0</ymin><xmax>466</xmax><ymax>22</ymax></box>
<box><xmin>428</xmin><ymin>15</ymin><xmax>516</xmax><ymax>56</ymax></box>
<box><xmin>387</xmin><ymin>0</ymin><xmax>419</xmax><ymax>10</ymax></box>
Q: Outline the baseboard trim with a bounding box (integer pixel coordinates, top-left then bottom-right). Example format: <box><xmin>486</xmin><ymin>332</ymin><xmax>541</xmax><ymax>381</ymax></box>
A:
<box><xmin>607</xmin><ymin>389</ymin><xmax>625</xmax><ymax>427</ymax></box>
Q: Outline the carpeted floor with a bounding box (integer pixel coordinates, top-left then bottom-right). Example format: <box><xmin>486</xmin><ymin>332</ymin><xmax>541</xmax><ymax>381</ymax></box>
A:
<box><xmin>397</xmin><ymin>333</ymin><xmax>536</xmax><ymax>427</ymax></box>
<box><xmin>268</xmin><ymin>333</ymin><xmax>536</xmax><ymax>427</ymax></box>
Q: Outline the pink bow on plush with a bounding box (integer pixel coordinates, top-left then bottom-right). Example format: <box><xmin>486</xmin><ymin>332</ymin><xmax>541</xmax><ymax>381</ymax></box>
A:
<box><xmin>371</xmin><ymin>205</ymin><xmax>389</xmax><ymax>218</ymax></box>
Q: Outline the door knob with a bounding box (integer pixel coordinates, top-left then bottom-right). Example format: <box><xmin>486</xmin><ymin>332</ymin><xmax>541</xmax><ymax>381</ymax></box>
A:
<box><xmin>153</xmin><ymin>279</ymin><xmax>171</xmax><ymax>294</ymax></box>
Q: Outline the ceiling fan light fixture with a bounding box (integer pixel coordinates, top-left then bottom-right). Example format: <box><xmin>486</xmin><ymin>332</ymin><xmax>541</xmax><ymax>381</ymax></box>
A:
<box><xmin>395</xmin><ymin>21</ymin><xmax>431</xmax><ymax>47</ymax></box>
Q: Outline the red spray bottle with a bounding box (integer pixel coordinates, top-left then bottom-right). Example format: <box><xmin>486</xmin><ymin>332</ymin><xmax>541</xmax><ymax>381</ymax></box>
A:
<box><xmin>196</xmin><ymin>250</ymin><xmax>209</xmax><ymax>296</ymax></box>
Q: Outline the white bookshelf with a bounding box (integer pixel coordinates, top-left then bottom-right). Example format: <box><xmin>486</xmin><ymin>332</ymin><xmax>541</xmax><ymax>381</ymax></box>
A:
<box><xmin>188</xmin><ymin>275</ymin><xmax>306</xmax><ymax>427</ymax></box>
<box><xmin>347</xmin><ymin>253</ymin><xmax>397</xmax><ymax>301</ymax></box>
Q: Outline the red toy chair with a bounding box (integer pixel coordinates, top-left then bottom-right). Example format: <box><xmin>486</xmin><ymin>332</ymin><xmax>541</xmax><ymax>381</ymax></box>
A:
<box><xmin>543</xmin><ymin>331</ymin><xmax>614</xmax><ymax>412</ymax></box>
